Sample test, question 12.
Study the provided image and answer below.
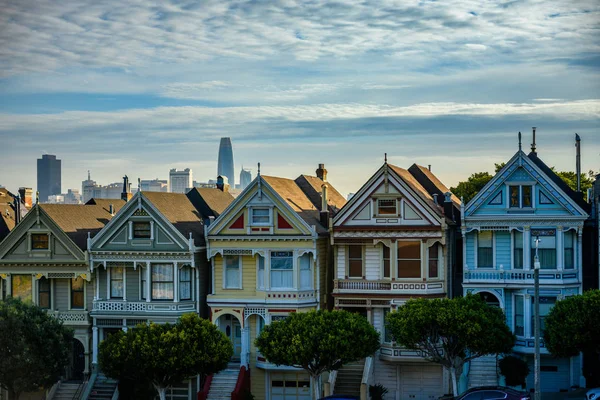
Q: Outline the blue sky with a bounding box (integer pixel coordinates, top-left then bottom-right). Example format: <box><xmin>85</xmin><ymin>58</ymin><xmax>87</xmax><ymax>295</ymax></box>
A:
<box><xmin>0</xmin><ymin>0</ymin><xmax>599</xmax><ymax>197</ymax></box>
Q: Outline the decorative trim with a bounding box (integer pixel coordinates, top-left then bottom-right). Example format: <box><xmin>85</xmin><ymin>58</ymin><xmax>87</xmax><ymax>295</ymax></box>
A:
<box><xmin>334</xmin><ymin>230</ymin><xmax>442</xmax><ymax>239</ymax></box>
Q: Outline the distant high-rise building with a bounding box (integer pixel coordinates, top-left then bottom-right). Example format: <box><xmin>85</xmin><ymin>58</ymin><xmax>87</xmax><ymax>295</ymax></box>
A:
<box><xmin>169</xmin><ymin>168</ymin><xmax>192</xmax><ymax>194</ymax></box>
<box><xmin>217</xmin><ymin>138</ymin><xmax>235</xmax><ymax>187</ymax></box>
<box><xmin>239</xmin><ymin>168</ymin><xmax>252</xmax><ymax>190</ymax></box>
<box><xmin>37</xmin><ymin>154</ymin><xmax>61</xmax><ymax>203</ymax></box>
<box><xmin>82</xmin><ymin>171</ymin><xmax>125</xmax><ymax>202</ymax></box>
<box><xmin>140</xmin><ymin>179</ymin><xmax>168</xmax><ymax>192</ymax></box>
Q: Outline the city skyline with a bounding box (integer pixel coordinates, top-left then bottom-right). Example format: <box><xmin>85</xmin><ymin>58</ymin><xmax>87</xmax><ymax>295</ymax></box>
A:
<box><xmin>0</xmin><ymin>1</ymin><xmax>599</xmax><ymax>197</ymax></box>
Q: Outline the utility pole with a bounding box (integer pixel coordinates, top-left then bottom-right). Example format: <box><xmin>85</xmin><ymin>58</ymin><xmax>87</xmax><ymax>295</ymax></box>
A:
<box><xmin>534</xmin><ymin>236</ymin><xmax>541</xmax><ymax>400</ymax></box>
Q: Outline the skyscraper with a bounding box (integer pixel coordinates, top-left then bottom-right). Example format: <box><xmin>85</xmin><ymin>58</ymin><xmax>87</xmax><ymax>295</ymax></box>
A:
<box><xmin>169</xmin><ymin>168</ymin><xmax>193</xmax><ymax>193</ymax></box>
<box><xmin>37</xmin><ymin>154</ymin><xmax>61</xmax><ymax>203</ymax></box>
<box><xmin>239</xmin><ymin>168</ymin><xmax>252</xmax><ymax>190</ymax></box>
<box><xmin>217</xmin><ymin>137</ymin><xmax>235</xmax><ymax>187</ymax></box>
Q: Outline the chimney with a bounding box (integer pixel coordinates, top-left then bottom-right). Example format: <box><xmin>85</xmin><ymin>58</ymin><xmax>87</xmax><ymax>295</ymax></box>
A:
<box><xmin>18</xmin><ymin>187</ymin><xmax>33</xmax><ymax>208</ymax></box>
<box><xmin>316</xmin><ymin>164</ymin><xmax>327</xmax><ymax>182</ymax></box>
<box><xmin>443</xmin><ymin>191</ymin><xmax>454</xmax><ymax>221</ymax></box>
<box><xmin>109</xmin><ymin>204</ymin><xmax>114</xmax><ymax>216</ymax></box>
<box><xmin>216</xmin><ymin>175</ymin><xmax>230</xmax><ymax>192</ymax></box>
<box><xmin>531</xmin><ymin>127</ymin><xmax>537</xmax><ymax>154</ymax></box>
<box><xmin>432</xmin><ymin>193</ymin><xmax>439</xmax><ymax>205</ymax></box>
<box><xmin>428</xmin><ymin>164</ymin><xmax>431</xmax><ymax>172</ymax></box>
<box><xmin>121</xmin><ymin>175</ymin><xmax>132</xmax><ymax>201</ymax></box>
<box><xmin>575</xmin><ymin>134</ymin><xmax>581</xmax><ymax>192</ymax></box>
<box><xmin>13</xmin><ymin>195</ymin><xmax>21</xmax><ymax>225</ymax></box>
<box><xmin>320</xmin><ymin>183</ymin><xmax>329</xmax><ymax>227</ymax></box>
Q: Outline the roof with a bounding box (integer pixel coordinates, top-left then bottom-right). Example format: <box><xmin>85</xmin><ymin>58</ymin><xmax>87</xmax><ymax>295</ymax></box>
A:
<box><xmin>262</xmin><ymin>175</ymin><xmax>327</xmax><ymax>233</ymax></box>
<box><xmin>0</xmin><ymin>189</ymin><xmax>17</xmax><ymax>241</ymax></box>
<box><xmin>527</xmin><ymin>152</ymin><xmax>590</xmax><ymax>213</ymax></box>
<box><xmin>388</xmin><ymin>164</ymin><xmax>445</xmax><ymax>218</ymax></box>
<box><xmin>294</xmin><ymin>175</ymin><xmax>347</xmax><ymax>214</ymax></box>
<box><xmin>193</xmin><ymin>188</ymin><xmax>235</xmax><ymax>216</ymax></box>
<box><xmin>41</xmin><ymin>200</ymin><xmax>125</xmax><ymax>250</ymax></box>
<box><xmin>141</xmin><ymin>192</ymin><xmax>205</xmax><ymax>245</ymax></box>
<box><xmin>408</xmin><ymin>164</ymin><xmax>461</xmax><ymax>208</ymax></box>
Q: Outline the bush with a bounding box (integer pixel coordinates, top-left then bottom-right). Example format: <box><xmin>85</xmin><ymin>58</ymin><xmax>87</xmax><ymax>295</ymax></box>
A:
<box><xmin>369</xmin><ymin>383</ymin><xmax>388</xmax><ymax>400</ymax></box>
<box><xmin>499</xmin><ymin>355</ymin><xmax>530</xmax><ymax>388</ymax></box>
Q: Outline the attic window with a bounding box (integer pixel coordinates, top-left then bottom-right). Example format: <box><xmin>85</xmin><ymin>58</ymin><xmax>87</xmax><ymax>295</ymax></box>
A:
<box><xmin>133</xmin><ymin>222</ymin><xmax>151</xmax><ymax>239</ymax></box>
<box><xmin>509</xmin><ymin>185</ymin><xmax>532</xmax><ymax>208</ymax></box>
<box><xmin>251</xmin><ymin>208</ymin><xmax>270</xmax><ymax>225</ymax></box>
<box><xmin>31</xmin><ymin>234</ymin><xmax>49</xmax><ymax>250</ymax></box>
<box><xmin>377</xmin><ymin>199</ymin><xmax>397</xmax><ymax>215</ymax></box>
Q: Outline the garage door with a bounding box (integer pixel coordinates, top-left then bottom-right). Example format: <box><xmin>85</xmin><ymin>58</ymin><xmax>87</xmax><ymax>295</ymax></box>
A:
<box><xmin>270</xmin><ymin>372</ymin><xmax>311</xmax><ymax>400</ymax></box>
<box><xmin>399</xmin><ymin>364</ymin><xmax>443</xmax><ymax>400</ymax></box>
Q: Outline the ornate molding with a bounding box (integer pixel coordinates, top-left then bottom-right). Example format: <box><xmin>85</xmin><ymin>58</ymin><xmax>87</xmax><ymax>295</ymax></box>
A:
<box><xmin>465</xmin><ymin>220</ymin><xmax>583</xmax><ymax>230</ymax></box>
<box><xmin>334</xmin><ymin>230</ymin><xmax>442</xmax><ymax>239</ymax></box>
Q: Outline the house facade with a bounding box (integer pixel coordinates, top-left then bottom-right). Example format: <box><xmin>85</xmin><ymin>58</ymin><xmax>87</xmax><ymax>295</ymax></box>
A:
<box><xmin>461</xmin><ymin>143</ymin><xmax>590</xmax><ymax>392</ymax></box>
<box><xmin>331</xmin><ymin>162</ymin><xmax>460</xmax><ymax>400</ymax></box>
<box><xmin>0</xmin><ymin>199</ymin><xmax>123</xmax><ymax>387</ymax></box>
<box><xmin>205</xmin><ymin>167</ymin><xmax>345</xmax><ymax>400</ymax></box>
<box><xmin>88</xmin><ymin>188</ymin><xmax>233</xmax><ymax>399</ymax></box>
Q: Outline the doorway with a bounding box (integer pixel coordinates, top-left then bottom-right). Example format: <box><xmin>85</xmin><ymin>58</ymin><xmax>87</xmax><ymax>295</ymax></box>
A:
<box><xmin>218</xmin><ymin>314</ymin><xmax>242</xmax><ymax>361</ymax></box>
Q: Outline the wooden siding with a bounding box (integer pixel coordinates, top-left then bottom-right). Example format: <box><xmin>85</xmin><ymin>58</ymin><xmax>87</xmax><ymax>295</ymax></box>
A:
<box><xmin>495</xmin><ymin>232</ymin><xmax>511</xmax><ymax>268</ymax></box>
<box><xmin>465</xmin><ymin>232</ymin><xmax>475</xmax><ymax>269</ymax></box>
<box><xmin>316</xmin><ymin>237</ymin><xmax>329</xmax><ymax>309</ymax></box>
<box><xmin>213</xmin><ymin>255</ymin><xmax>257</xmax><ymax>298</ymax></box>
<box><xmin>336</xmin><ymin>246</ymin><xmax>346</xmax><ymax>279</ymax></box>
<box><xmin>372</xmin><ymin>357</ymin><xmax>398</xmax><ymax>399</ymax></box>
<box><xmin>248</xmin><ymin>315</ymin><xmax>266</xmax><ymax>400</ymax></box>
<box><xmin>126</xmin><ymin>268</ymin><xmax>140</xmax><ymax>300</ymax></box>
<box><xmin>365</xmin><ymin>245</ymin><xmax>380</xmax><ymax>280</ymax></box>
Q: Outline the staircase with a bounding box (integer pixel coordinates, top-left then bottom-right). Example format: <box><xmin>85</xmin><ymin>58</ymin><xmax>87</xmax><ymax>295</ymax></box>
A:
<box><xmin>52</xmin><ymin>382</ymin><xmax>82</xmax><ymax>400</ymax></box>
<box><xmin>333</xmin><ymin>359</ymin><xmax>365</xmax><ymax>396</ymax></box>
<box><xmin>88</xmin><ymin>373</ymin><xmax>118</xmax><ymax>400</ymax></box>
<box><xmin>207</xmin><ymin>362</ymin><xmax>240</xmax><ymax>400</ymax></box>
<box><xmin>468</xmin><ymin>355</ymin><xmax>498</xmax><ymax>388</ymax></box>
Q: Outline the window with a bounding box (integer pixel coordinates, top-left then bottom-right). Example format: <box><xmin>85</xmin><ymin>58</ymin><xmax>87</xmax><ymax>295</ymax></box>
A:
<box><xmin>564</xmin><ymin>230</ymin><xmax>574</xmax><ymax>269</ymax></box>
<box><xmin>141</xmin><ymin>268</ymin><xmax>147</xmax><ymax>300</ymax></box>
<box><xmin>514</xmin><ymin>295</ymin><xmax>524</xmax><ymax>336</ymax></box>
<box><xmin>224</xmin><ymin>256</ymin><xmax>241</xmax><ymax>289</ymax></box>
<box><xmin>257</xmin><ymin>316</ymin><xmax>265</xmax><ymax>336</ymax></box>
<box><xmin>133</xmin><ymin>222</ymin><xmax>151</xmax><ymax>239</ymax></box>
<box><xmin>348</xmin><ymin>246</ymin><xmax>363</xmax><ymax>278</ymax></box>
<box><xmin>179</xmin><ymin>266</ymin><xmax>192</xmax><ymax>301</ymax></box>
<box><xmin>397</xmin><ymin>241</ymin><xmax>421</xmax><ymax>278</ymax></box>
<box><xmin>477</xmin><ymin>231</ymin><xmax>493</xmax><ymax>268</ymax></box>
<box><xmin>31</xmin><ymin>233</ymin><xmax>49</xmax><ymax>250</ymax></box>
<box><xmin>509</xmin><ymin>185</ymin><xmax>532</xmax><ymax>208</ymax></box>
<box><xmin>271</xmin><ymin>251</ymin><xmax>293</xmax><ymax>288</ymax></box>
<box><xmin>513</xmin><ymin>231</ymin><xmax>523</xmax><ymax>269</ymax></box>
<box><xmin>71</xmin><ymin>278</ymin><xmax>85</xmax><ymax>309</ymax></box>
<box><xmin>377</xmin><ymin>199</ymin><xmax>397</xmax><ymax>215</ymax></box>
<box><xmin>38</xmin><ymin>277</ymin><xmax>51</xmax><ymax>309</ymax></box>
<box><xmin>531</xmin><ymin>230</ymin><xmax>556</xmax><ymax>269</ymax></box>
<box><xmin>299</xmin><ymin>254</ymin><xmax>312</xmax><ymax>290</ymax></box>
<box><xmin>531</xmin><ymin>296</ymin><xmax>555</xmax><ymax>335</ymax></box>
<box><xmin>382</xmin><ymin>245</ymin><xmax>390</xmax><ymax>278</ymax></box>
<box><xmin>251</xmin><ymin>208</ymin><xmax>270</xmax><ymax>225</ymax></box>
<box><xmin>152</xmin><ymin>264</ymin><xmax>174</xmax><ymax>300</ymax></box>
<box><xmin>428</xmin><ymin>243</ymin><xmax>440</xmax><ymax>278</ymax></box>
<box><xmin>110</xmin><ymin>266</ymin><xmax>124</xmax><ymax>298</ymax></box>
<box><xmin>257</xmin><ymin>255</ymin><xmax>265</xmax><ymax>290</ymax></box>
<box><xmin>12</xmin><ymin>275</ymin><xmax>32</xmax><ymax>302</ymax></box>
<box><xmin>383</xmin><ymin>308</ymin><xmax>392</xmax><ymax>342</ymax></box>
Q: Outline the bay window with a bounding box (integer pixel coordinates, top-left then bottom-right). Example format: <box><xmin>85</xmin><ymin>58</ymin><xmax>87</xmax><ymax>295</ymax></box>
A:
<box><xmin>513</xmin><ymin>231</ymin><xmax>523</xmax><ymax>269</ymax></box>
<box><xmin>257</xmin><ymin>255</ymin><xmax>265</xmax><ymax>290</ymax></box>
<box><xmin>348</xmin><ymin>246</ymin><xmax>363</xmax><ymax>278</ymax></box>
<box><xmin>477</xmin><ymin>231</ymin><xmax>493</xmax><ymax>268</ymax></box>
<box><xmin>531</xmin><ymin>297</ymin><xmax>556</xmax><ymax>335</ymax></box>
<box><xmin>38</xmin><ymin>277</ymin><xmax>51</xmax><ymax>309</ymax></box>
<box><xmin>514</xmin><ymin>295</ymin><xmax>524</xmax><ymax>336</ymax></box>
<box><xmin>12</xmin><ymin>275</ymin><xmax>32</xmax><ymax>302</ymax></box>
<box><xmin>270</xmin><ymin>251</ymin><xmax>293</xmax><ymax>289</ymax></box>
<box><xmin>152</xmin><ymin>264</ymin><xmax>174</xmax><ymax>300</ymax></box>
<box><xmin>110</xmin><ymin>266</ymin><xmax>124</xmax><ymax>299</ymax></box>
<box><xmin>299</xmin><ymin>254</ymin><xmax>312</xmax><ymax>290</ymax></box>
<box><xmin>564</xmin><ymin>230</ymin><xmax>575</xmax><ymax>269</ymax></box>
<box><xmin>71</xmin><ymin>277</ymin><xmax>85</xmax><ymax>309</ymax></box>
<box><xmin>531</xmin><ymin>230</ymin><xmax>556</xmax><ymax>269</ymax></box>
<box><xmin>179</xmin><ymin>266</ymin><xmax>192</xmax><ymax>301</ymax></box>
<box><xmin>428</xmin><ymin>243</ymin><xmax>440</xmax><ymax>278</ymax></box>
<box><xmin>224</xmin><ymin>256</ymin><xmax>241</xmax><ymax>289</ymax></box>
<box><xmin>397</xmin><ymin>241</ymin><xmax>421</xmax><ymax>278</ymax></box>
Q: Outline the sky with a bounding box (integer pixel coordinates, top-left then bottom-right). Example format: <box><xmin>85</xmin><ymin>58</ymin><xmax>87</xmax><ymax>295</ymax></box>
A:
<box><xmin>0</xmin><ymin>0</ymin><xmax>599</xmax><ymax>198</ymax></box>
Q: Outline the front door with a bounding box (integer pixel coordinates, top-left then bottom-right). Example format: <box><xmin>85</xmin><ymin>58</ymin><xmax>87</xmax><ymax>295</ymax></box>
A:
<box><xmin>220</xmin><ymin>315</ymin><xmax>242</xmax><ymax>361</ymax></box>
<box><xmin>71</xmin><ymin>339</ymin><xmax>85</xmax><ymax>381</ymax></box>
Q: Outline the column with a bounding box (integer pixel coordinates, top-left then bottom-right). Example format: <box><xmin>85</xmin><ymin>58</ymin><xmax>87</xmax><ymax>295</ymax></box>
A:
<box><xmin>174</xmin><ymin>263</ymin><xmax>179</xmax><ymax>302</ymax></box>
<box><xmin>92</xmin><ymin>326</ymin><xmax>99</xmax><ymax>366</ymax></box>
<box><xmin>95</xmin><ymin>267</ymin><xmax>99</xmax><ymax>300</ymax></box>
<box><xmin>241</xmin><ymin>326</ymin><xmax>250</xmax><ymax>368</ymax></box>
<box><xmin>106</xmin><ymin>264</ymin><xmax>110</xmax><ymax>299</ymax></box>
<box><xmin>524</xmin><ymin>227</ymin><xmax>531</xmax><ymax>270</ymax></box>
<box><xmin>391</xmin><ymin>240</ymin><xmax>397</xmax><ymax>280</ymax></box>
<box><xmin>122</xmin><ymin>265</ymin><xmax>127</xmax><ymax>302</ymax></box>
<box><xmin>462</xmin><ymin>231</ymin><xmax>468</xmax><ymax>271</ymax></box>
<box><xmin>146</xmin><ymin>262</ymin><xmax>151</xmax><ymax>302</ymax></box>
<box><xmin>556</xmin><ymin>227</ymin><xmax>563</xmax><ymax>271</ymax></box>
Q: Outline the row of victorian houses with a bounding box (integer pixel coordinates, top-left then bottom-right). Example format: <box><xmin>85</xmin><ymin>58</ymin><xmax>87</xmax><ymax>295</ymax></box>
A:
<box><xmin>0</xmin><ymin>133</ymin><xmax>598</xmax><ymax>400</ymax></box>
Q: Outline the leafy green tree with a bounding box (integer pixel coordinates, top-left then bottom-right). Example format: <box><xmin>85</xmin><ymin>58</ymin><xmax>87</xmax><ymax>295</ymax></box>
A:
<box><xmin>255</xmin><ymin>310</ymin><xmax>380</xmax><ymax>400</ymax></box>
<box><xmin>450</xmin><ymin>172</ymin><xmax>494</xmax><ymax>204</ymax></box>
<box><xmin>544</xmin><ymin>290</ymin><xmax>600</xmax><ymax>387</ymax></box>
<box><xmin>0</xmin><ymin>297</ymin><xmax>73</xmax><ymax>400</ymax></box>
<box><xmin>498</xmin><ymin>355</ymin><xmax>529</xmax><ymax>388</ymax></box>
<box><xmin>553</xmin><ymin>170</ymin><xmax>595</xmax><ymax>194</ymax></box>
<box><xmin>386</xmin><ymin>295</ymin><xmax>515</xmax><ymax>395</ymax></box>
<box><xmin>99</xmin><ymin>313</ymin><xmax>233</xmax><ymax>400</ymax></box>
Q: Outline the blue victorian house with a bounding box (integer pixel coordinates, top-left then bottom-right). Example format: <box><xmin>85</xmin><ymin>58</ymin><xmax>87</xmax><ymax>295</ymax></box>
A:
<box><xmin>461</xmin><ymin>132</ymin><xmax>590</xmax><ymax>392</ymax></box>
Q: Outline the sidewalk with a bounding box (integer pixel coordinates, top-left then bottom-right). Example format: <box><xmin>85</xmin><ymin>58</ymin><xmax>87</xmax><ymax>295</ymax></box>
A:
<box><xmin>540</xmin><ymin>389</ymin><xmax>587</xmax><ymax>400</ymax></box>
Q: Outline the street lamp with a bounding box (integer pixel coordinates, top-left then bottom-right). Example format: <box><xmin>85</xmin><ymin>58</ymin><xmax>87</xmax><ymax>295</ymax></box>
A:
<box><xmin>534</xmin><ymin>236</ymin><xmax>541</xmax><ymax>400</ymax></box>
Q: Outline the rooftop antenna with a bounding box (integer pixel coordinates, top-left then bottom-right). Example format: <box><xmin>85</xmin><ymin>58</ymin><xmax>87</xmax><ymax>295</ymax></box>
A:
<box><xmin>138</xmin><ymin>178</ymin><xmax>141</xmax><ymax>192</ymax></box>
<box><xmin>384</xmin><ymin>153</ymin><xmax>387</xmax><ymax>163</ymax></box>
<box><xmin>576</xmin><ymin>134</ymin><xmax>581</xmax><ymax>192</ymax></box>
<box><xmin>88</xmin><ymin>170</ymin><xmax>90</xmax><ymax>181</ymax></box>
<box><xmin>531</xmin><ymin>127</ymin><xmax>537</xmax><ymax>153</ymax></box>
<box><xmin>257</xmin><ymin>162</ymin><xmax>262</xmax><ymax>200</ymax></box>
<box><xmin>518</xmin><ymin>131</ymin><xmax>522</xmax><ymax>152</ymax></box>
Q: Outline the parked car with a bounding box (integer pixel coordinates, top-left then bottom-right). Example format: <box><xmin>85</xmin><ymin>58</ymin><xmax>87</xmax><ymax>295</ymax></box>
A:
<box><xmin>587</xmin><ymin>388</ymin><xmax>600</xmax><ymax>400</ymax></box>
<box><xmin>440</xmin><ymin>386</ymin><xmax>531</xmax><ymax>400</ymax></box>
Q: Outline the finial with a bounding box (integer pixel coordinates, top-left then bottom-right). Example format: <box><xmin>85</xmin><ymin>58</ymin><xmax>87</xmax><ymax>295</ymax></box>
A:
<box><xmin>88</xmin><ymin>170</ymin><xmax>90</xmax><ymax>180</ymax></box>
<box><xmin>257</xmin><ymin>162</ymin><xmax>261</xmax><ymax>176</ymax></box>
<box><xmin>531</xmin><ymin>127</ymin><xmax>536</xmax><ymax>153</ymax></box>
<box><xmin>518</xmin><ymin>131</ymin><xmax>522</xmax><ymax>151</ymax></box>
<box><xmin>138</xmin><ymin>177</ymin><xmax>141</xmax><ymax>192</ymax></box>
<box><xmin>384</xmin><ymin>153</ymin><xmax>387</xmax><ymax>163</ymax></box>
<box><xmin>35</xmin><ymin>191</ymin><xmax>39</xmax><ymax>204</ymax></box>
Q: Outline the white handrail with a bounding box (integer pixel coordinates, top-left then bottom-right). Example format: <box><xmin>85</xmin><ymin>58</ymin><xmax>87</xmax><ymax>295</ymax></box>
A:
<box><xmin>328</xmin><ymin>369</ymin><xmax>338</xmax><ymax>394</ymax></box>
<box><xmin>361</xmin><ymin>356</ymin><xmax>373</xmax><ymax>385</ymax></box>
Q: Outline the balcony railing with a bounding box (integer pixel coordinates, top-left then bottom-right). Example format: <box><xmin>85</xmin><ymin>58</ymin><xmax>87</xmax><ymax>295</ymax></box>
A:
<box><xmin>92</xmin><ymin>300</ymin><xmax>196</xmax><ymax>314</ymax></box>
<box><xmin>463</xmin><ymin>269</ymin><xmax>579</xmax><ymax>284</ymax></box>
<box><xmin>334</xmin><ymin>279</ymin><xmax>445</xmax><ymax>294</ymax></box>
<box><xmin>379</xmin><ymin>342</ymin><xmax>442</xmax><ymax>362</ymax></box>
<box><xmin>49</xmin><ymin>310</ymin><xmax>90</xmax><ymax>325</ymax></box>
<box><xmin>264</xmin><ymin>289</ymin><xmax>317</xmax><ymax>302</ymax></box>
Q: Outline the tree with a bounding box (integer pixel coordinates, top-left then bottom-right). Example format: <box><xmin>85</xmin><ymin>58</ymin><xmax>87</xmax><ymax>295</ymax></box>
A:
<box><xmin>498</xmin><ymin>355</ymin><xmax>529</xmax><ymax>388</ymax></box>
<box><xmin>0</xmin><ymin>297</ymin><xmax>73</xmax><ymax>400</ymax></box>
<box><xmin>450</xmin><ymin>172</ymin><xmax>493</xmax><ymax>204</ymax></box>
<box><xmin>99</xmin><ymin>313</ymin><xmax>233</xmax><ymax>400</ymax></box>
<box><xmin>554</xmin><ymin>170</ymin><xmax>595</xmax><ymax>194</ymax></box>
<box><xmin>255</xmin><ymin>310</ymin><xmax>380</xmax><ymax>400</ymax></box>
<box><xmin>544</xmin><ymin>290</ymin><xmax>600</xmax><ymax>387</ymax></box>
<box><xmin>386</xmin><ymin>295</ymin><xmax>515</xmax><ymax>395</ymax></box>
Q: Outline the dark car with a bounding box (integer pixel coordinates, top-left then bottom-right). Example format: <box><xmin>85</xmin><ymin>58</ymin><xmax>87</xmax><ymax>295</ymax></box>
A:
<box><xmin>441</xmin><ymin>386</ymin><xmax>531</xmax><ymax>400</ymax></box>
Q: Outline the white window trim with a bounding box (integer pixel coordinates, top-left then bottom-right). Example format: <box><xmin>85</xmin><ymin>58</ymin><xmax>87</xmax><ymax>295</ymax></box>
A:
<box><xmin>380</xmin><ymin>244</ymin><xmax>391</xmax><ymax>280</ymax></box>
<box><xmin>375</xmin><ymin>198</ymin><xmax>399</xmax><ymax>217</ymax></box>
<box><xmin>256</xmin><ymin>255</ymin><xmax>265</xmax><ymax>290</ymax></box>
<box><xmin>298</xmin><ymin>253</ymin><xmax>313</xmax><ymax>290</ymax></box>
<box><xmin>268</xmin><ymin>250</ymin><xmax>296</xmax><ymax>290</ymax></box>
<box><xmin>249</xmin><ymin>207</ymin><xmax>273</xmax><ymax>227</ymax></box>
<box><xmin>178</xmin><ymin>265</ymin><xmax>193</xmax><ymax>301</ymax></box>
<box><xmin>396</xmin><ymin>239</ymin><xmax>423</xmax><ymax>280</ymax></box>
<box><xmin>505</xmin><ymin>182</ymin><xmax>536</xmax><ymax>210</ymax></box>
<box><xmin>426</xmin><ymin>243</ymin><xmax>442</xmax><ymax>280</ymax></box>
<box><xmin>108</xmin><ymin>266</ymin><xmax>126</xmax><ymax>300</ymax></box>
<box><xmin>476</xmin><ymin>231</ymin><xmax>494</xmax><ymax>269</ymax></box>
<box><xmin>37</xmin><ymin>277</ymin><xmax>54</xmax><ymax>310</ymax></box>
<box><xmin>139</xmin><ymin>265</ymin><xmax>146</xmax><ymax>301</ymax></box>
<box><xmin>346</xmin><ymin>245</ymin><xmax>364</xmax><ymax>279</ymax></box>
<box><xmin>69</xmin><ymin>277</ymin><xmax>86</xmax><ymax>310</ymax></box>
<box><xmin>223</xmin><ymin>255</ymin><xmax>243</xmax><ymax>290</ymax></box>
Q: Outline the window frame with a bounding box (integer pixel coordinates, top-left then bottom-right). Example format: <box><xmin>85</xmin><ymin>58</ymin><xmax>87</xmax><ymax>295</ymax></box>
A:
<box><xmin>141</xmin><ymin>266</ymin><xmax>147</xmax><ymax>300</ymax></box>
<box><xmin>179</xmin><ymin>266</ymin><xmax>192</xmax><ymax>301</ymax></box>
<box><xmin>397</xmin><ymin>240</ymin><xmax>422</xmax><ymax>279</ymax></box>
<box><xmin>151</xmin><ymin>263</ymin><xmax>175</xmax><ymax>301</ymax></box>
<box><xmin>223</xmin><ymin>255</ymin><xmax>242</xmax><ymax>289</ymax></box>
<box><xmin>299</xmin><ymin>253</ymin><xmax>312</xmax><ymax>290</ymax></box>
<box><xmin>513</xmin><ymin>230</ymin><xmax>524</xmax><ymax>270</ymax></box>
<box><xmin>70</xmin><ymin>277</ymin><xmax>85</xmax><ymax>309</ymax></box>
<box><xmin>382</xmin><ymin>245</ymin><xmax>391</xmax><ymax>279</ymax></box>
<box><xmin>476</xmin><ymin>231</ymin><xmax>494</xmax><ymax>268</ymax></box>
<box><xmin>250</xmin><ymin>207</ymin><xmax>271</xmax><ymax>226</ymax></box>
<box><xmin>563</xmin><ymin>230</ymin><xmax>575</xmax><ymax>269</ymax></box>
<box><xmin>347</xmin><ymin>245</ymin><xmax>364</xmax><ymax>279</ymax></box>
<box><xmin>257</xmin><ymin>254</ymin><xmax>265</xmax><ymax>290</ymax></box>
<box><xmin>132</xmin><ymin>221</ymin><xmax>152</xmax><ymax>239</ymax></box>
<box><xmin>428</xmin><ymin>243</ymin><xmax>440</xmax><ymax>279</ymax></box>
<box><xmin>376</xmin><ymin>198</ymin><xmax>398</xmax><ymax>216</ymax></box>
<box><xmin>531</xmin><ymin>230</ymin><xmax>557</xmax><ymax>270</ymax></box>
<box><xmin>38</xmin><ymin>277</ymin><xmax>51</xmax><ymax>309</ymax></box>
<box><xmin>31</xmin><ymin>233</ymin><xmax>49</xmax><ymax>250</ymax></box>
<box><xmin>508</xmin><ymin>184</ymin><xmax>534</xmax><ymax>209</ymax></box>
<box><xmin>270</xmin><ymin>251</ymin><xmax>294</xmax><ymax>289</ymax></box>
<box><xmin>12</xmin><ymin>274</ymin><xmax>33</xmax><ymax>302</ymax></box>
<box><xmin>110</xmin><ymin>266</ymin><xmax>124</xmax><ymax>299</ymax></box>
<box><xmin>530</xmin><ymin>296</ymin><xmax>556</xmax><ymax>336</ymax></box>
<box><xmin>514</xmin><ymin>295</ymin><xmax>524</xmax><ymax>337</ymax></box>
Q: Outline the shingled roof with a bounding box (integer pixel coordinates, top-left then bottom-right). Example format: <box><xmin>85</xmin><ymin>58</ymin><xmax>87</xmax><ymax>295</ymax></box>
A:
<box><xmin>191</xmin><ymin>188</ymin><xmax>235</xmax><ymax>217</ymax></box>
<box><xmin>388</xmin><ymin>164</ymin><xmax>446</xmax><ymax>218</ymax></box>
<box><xmin>294</xmin><ymin>175</ymin><xmax>347</xmax><ymax>214</ymax></box>
<box><xmin>0</xmin><ymin>189</ymin><xmax>17</xmax><ymax>242</ymax></box>
<box><xmin>408</xmin><ymin>164</ymin><xmax>461</xmax><ymax>208</ymax></box>
<box><xmin>41</xmin><ymin>200</ymin><xmax>125</xmax><ymax>250</ymax></box>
